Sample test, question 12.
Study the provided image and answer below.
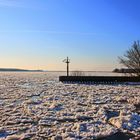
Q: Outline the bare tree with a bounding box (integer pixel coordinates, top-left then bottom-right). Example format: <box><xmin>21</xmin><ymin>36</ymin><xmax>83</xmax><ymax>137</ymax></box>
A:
<box><xmin>119</xmin><ymin>41</ymin><xmax>140</xmax><ymax>77</ymax></box>
<box><xmin>71</xmin><ymin>71</ymin><xmax>85</xmax><ymax>76</ymax></box>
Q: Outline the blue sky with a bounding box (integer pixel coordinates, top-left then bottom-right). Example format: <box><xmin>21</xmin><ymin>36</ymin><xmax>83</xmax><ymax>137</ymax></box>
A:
<box><xmin>0</xmin><ymin>0</ymin><xmax>140</xmax><ymax>71</ymax></box>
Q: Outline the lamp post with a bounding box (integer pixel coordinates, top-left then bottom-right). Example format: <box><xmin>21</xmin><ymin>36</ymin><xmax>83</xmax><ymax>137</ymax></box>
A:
<box><xmin>63</xmin><ymin>57</ymin><xmax>70</xmax><ymax>76</ymax></box>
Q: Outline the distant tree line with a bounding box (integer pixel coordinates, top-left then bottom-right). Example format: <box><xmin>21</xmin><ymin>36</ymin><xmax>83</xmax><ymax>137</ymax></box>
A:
<box><xmin>113</xmin><ymin>68</ymin><xmax>140</xmax><ymax>73</ymax></box>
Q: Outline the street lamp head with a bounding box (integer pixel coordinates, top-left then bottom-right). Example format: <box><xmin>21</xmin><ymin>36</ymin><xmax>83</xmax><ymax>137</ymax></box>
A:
<box><xmin>63</xmin><ymin>57</ymin><xmax>70</xmax><ymax>63</ymax></box>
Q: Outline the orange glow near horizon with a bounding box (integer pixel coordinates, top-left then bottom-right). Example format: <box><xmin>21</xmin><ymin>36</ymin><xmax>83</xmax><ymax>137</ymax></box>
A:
<box><xmin>0</xmin><ymin>56</ymin><xmax>118</xmax><ymax>71</ymax></box>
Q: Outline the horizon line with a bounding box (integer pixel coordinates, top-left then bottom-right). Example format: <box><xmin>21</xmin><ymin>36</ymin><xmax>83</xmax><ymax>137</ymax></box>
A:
<box><xmin>0</xmin><ymin>67</ymin><xmax>115</xmax><ymax>72</ymax></box>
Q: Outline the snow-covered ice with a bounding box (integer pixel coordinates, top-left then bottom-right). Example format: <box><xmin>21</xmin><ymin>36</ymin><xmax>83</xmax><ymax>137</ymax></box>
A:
<box><xmin>0</xmin><ymin>72</ymin><xmax>139</xmax><ymax>140</ymax></box>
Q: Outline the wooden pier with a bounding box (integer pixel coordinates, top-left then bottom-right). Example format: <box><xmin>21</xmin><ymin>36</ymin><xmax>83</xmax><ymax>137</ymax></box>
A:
<box><xmin>59</xmin><ymin>76</ymin><xmax>140</xmax><ymax>83</ymax></box>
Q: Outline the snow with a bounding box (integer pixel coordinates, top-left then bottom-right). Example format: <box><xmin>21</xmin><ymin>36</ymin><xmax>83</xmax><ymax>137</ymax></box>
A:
<box><xmin>0</xmin><ymin>72</ymin><xmax>139</xmax><ymax>139</ymax></box>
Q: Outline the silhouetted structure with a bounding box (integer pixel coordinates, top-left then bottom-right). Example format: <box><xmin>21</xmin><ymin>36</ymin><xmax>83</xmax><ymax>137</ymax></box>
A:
<box><xmin>63</xmin><ymin>57</ymin><xmax>70</xmax><ymax>76</ymax></box>
<box><xmin>113</xmin><ymin>68</ymin><xmax>140</xmax><ymax>73</ymax></box>
<box><xmin>59</xmin><ymin>76</ymin><xmax>140</xmax><ymax>83</ymax></box>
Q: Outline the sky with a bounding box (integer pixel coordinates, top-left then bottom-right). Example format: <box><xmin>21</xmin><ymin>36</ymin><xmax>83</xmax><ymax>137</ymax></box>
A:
<box><xmin>0</xmin><ymin>0</ymin><xmax>140</xmax><ymax>71</ymax></box>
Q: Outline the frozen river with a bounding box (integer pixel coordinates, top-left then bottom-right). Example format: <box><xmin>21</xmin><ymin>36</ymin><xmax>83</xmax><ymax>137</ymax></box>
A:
<box><xmin>0</xmin><ymin>72</ymin><xmax>139</xmax><ymax>140</ymax></box>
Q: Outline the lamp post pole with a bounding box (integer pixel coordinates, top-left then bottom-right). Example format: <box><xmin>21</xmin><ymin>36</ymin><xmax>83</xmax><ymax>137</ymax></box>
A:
<box><xmin>63</xmin><ymin>57</ymin><xmax>70</xmax><ymax>76</ymax></box>
<box><xmin>66</xmin><ymin>57</ymin><xmax>70</xmax><ymax>76</ymax></box>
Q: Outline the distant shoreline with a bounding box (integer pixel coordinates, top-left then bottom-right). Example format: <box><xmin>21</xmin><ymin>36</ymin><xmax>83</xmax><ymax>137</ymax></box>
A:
<box><xmin>0</xmin><ymin>69</ymin><xmax>113</xmax><ymax>73</ymax></box>
<box><xmin>0</xmin><ymin>68</ymin><xmax>43</xmax><ymax>72</ymax></box>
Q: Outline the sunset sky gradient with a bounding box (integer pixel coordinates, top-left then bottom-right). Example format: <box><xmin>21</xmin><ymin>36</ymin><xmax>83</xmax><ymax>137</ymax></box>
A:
<box><xmin>0</xmin><ymin>0</ymin><xmax>140</xmax><ymax>71</ymax></box>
